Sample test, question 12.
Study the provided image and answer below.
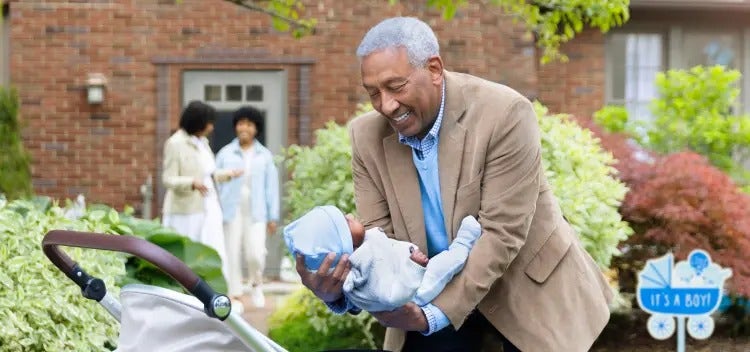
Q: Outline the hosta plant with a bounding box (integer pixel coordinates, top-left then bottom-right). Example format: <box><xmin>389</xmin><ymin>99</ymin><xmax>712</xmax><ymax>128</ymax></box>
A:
<box><xmin>0</xmin><ymin>199</ymin><xmax>125</xmax><ymax>351</ymax></box>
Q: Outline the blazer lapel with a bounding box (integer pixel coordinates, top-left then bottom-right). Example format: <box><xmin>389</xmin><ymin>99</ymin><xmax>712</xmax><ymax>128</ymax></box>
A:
<box><xmin>439</xmin><ymin>72</ymin><xmax>467</xmax><ymax>240</ymax></box>
<box><xmin>383</xmin><ymin>134</ymin><xmax>428</xmax><ymax>254</ymax></box>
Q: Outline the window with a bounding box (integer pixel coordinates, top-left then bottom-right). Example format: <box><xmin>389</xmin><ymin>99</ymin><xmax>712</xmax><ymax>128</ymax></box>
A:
<box><xmin>202</xmin><ymin>83</ymin><xmax>265</xmax><ymax>104</ymax></box>
<box><xmin>225</xmin><ymin>85</ymin><xmax>242</xmax><ymax>101</ymax></box>
<box><xmin>607</xmin><ymin>32</ymin><xmax>664</xmax><ymax>125</ymax></box>
<box><xmin>246</xmin><ymin>85</ymin><xmax>263</xmax><ymax>101</ymax></box>
<box><xmin>607</xmin><ymin>26</ymin><xmax>748</xmax><ymax>118</ymax></box>
<box><xmin>204</xmin><ymin>85</ymin><xmax>222</xmax><ymax>101</ymax></box>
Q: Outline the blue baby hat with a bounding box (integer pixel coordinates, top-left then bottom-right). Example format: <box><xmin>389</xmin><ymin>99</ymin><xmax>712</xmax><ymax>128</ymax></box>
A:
<box><xmin>283</xmin><ymin>205</ymin><xmax>354</xmax><ymax>271</ymax></box>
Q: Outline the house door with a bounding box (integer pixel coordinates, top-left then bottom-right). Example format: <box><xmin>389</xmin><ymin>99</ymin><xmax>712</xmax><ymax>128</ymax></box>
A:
<box><xmin>182</xmin><ymin>70</ymin><xmax>287</xmax><ymax>156</ymax></box>
<box><xmin>182</xmin><ymin>70</ymin><xmax>288</xmax><ymax>279</ymax></box>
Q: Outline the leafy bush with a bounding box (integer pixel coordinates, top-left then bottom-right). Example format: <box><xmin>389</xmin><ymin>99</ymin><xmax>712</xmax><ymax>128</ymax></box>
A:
<box><xmin>613</xmin><ymin>152</ymin><xmax>750</xmax><ymax>297</ymax></box>
<box><xmin>536</xmin><ymin>102</ymin><xmax>632</xmax><ymax>268</ymax></box>
<box><xmin>283</xmin><ymin>121</ymin><xmax>355</xmax><ymax>221</ymax></box>
<box><xmin>0</xmin><ymin>197</ymin><xmax>229</xmax><ymax>351</ymax></box>
<box><xmin>0</xmin><ymin>86</ymin><xmax>32</xmax><ymax>200</ymax></box>
<box><xmin>0</xmin><ymin>199</ymin><xmax>125</xmax><ymax>351</ymax></box>
<box><xmin>593</xmin><ymin>105</ymin><xmax>629</xmax><ymax>134</ymax></box>
<box><xmin>268</xmin><ymin>288</ymin><xmax>383</xmax><ymax>351</ymax></box>
<box><xmin>72</xmin><ymin>204</ymin><xmax>227</xmax><ymax>293</ymax></box>
<box><xmin>110</xmin><ymin>210</ymin><xmax>227</xmax><ymax>293</ymax></box>
<box><xmin>595</xmin><ymin>65</ymin><xmax>750</xmax><ymax>186</ymax></box>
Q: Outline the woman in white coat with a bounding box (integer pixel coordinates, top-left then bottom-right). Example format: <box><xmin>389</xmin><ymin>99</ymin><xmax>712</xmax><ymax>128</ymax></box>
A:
<box><xmin>161</xmin><ymin>101</ymin><xmax>241</xmax><ymax>283</ymax></box>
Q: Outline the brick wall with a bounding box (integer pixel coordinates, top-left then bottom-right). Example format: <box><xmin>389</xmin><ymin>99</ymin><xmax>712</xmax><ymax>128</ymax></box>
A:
<box><xmin>537</xmin><ymin>28</ymin><xmax>606</xmax><ymax>119</ymax></box>
<box><xmin>8</xmin><ymin>0</ymin><xmax>538</xmax><ymax>213</ymax></box>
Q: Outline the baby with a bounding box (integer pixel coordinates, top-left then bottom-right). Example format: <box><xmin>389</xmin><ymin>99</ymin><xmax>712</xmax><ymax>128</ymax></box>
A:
<box><xmin>283</xmin><ymin>205</ymin><xmax>481</xmax><ymax>312</ymax></box>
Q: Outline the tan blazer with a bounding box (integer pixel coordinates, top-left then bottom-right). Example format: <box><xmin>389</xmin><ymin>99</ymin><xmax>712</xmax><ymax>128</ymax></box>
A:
<box><xmin>349</xmin><ymin>71</ymin><xmax>612</xmax><ymax>352</ymax></box>
<box><xmin>161</xmin><ymin>129</ymin><xmax>232</xmax><ymax>215</ymax></box>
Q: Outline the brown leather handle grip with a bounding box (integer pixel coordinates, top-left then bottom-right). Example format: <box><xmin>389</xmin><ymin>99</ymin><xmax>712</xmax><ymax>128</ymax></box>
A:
<box><xmin>42</xmin><ymin>230</ymin><xmax>200</xmax><ymax>290</ymax></box>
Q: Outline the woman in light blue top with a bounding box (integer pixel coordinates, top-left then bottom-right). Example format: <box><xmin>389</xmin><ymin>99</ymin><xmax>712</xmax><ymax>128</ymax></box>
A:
<box><xmin>215</xmin><ymin>106</ymin><xmax>280</xmax><ymax>309</ymax></box>
<box><xmin>284</xmin><ymin>205</ymin><xmax>481</xmax><ymax>313</ymax></box>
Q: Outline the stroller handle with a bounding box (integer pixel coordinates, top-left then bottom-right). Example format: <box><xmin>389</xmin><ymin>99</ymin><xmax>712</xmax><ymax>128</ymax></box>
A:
<box><xmin>42</xmin><ymin>230</ymin><xmax>232</xmax><ymax>321</ymax></box>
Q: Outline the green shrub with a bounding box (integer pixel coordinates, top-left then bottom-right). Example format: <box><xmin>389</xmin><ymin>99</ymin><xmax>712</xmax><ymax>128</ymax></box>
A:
<box><xmin>110</xmin><ymin>210</ymin><xmax>227</xmax><ymax>293</ymax></box>
<box><xmin>0</xmin><ymin>197</ymin><xmax>229</xmax><ymax>351</ymax></box>
<box><xmin>593</xmin><ymin>105</ymin><xmax>629</xmax><ymax>134</ymax></box>
<box><xmin>268</xmin><ymin>288</ymin><xmax>383</xmax><ymax>351</ymax></box>
<box><xmin>283</xmin><ymin>124</ymin><xmax>357</xmax><ymax>221</ymax></box>
<box><xmin>536</xmin><ymin>102</ymin><xmax>633</xmax><ymax>268</ymax></box>
<box><xmin>596</xmin><ymin>65</ymin><xmax>750</xmax><ymax>186</ymax></box>
<box><xmin>0</xmin><ymin>199</ymin><xmax>125</xmax><ymax>351</ymax></box>
<box><xmin>78</xmin><ymin>204</ymin><xmax>228</xmax><ymax>294</ymax></box>
<box><xmin>0</xmin><ymin>86</ymin><xmax>32</xmax><ymax>200</ymax></box>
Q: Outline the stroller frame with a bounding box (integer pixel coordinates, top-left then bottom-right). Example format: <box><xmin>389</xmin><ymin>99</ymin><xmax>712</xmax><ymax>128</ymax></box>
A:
<box><xmin>42</xmin><ymin>229</ymin><xmax>287</xmax><ymax>352</ymax></box>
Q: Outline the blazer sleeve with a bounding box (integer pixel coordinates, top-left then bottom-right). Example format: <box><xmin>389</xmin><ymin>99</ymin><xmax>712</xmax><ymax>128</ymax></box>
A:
<box><xmin>162</xmin><ymin>139</ymin><xmax>195</xmax><ymax>192</ymax></box>
<box><xmin>432</xmin><ymin>98</ymin><xmax>542</xmax><ymax>328</ymax></box>
<box><xmin>349</xmin><ymin>123</ymin><xmax>393</xmax><ymax>233</ymax></box>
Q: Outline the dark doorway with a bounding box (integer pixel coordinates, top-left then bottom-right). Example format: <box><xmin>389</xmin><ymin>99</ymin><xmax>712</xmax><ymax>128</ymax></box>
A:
<box><xmin>209</xmin><ymin>109</ymin><xmax>266</xmax><ymax>153</ymax></box>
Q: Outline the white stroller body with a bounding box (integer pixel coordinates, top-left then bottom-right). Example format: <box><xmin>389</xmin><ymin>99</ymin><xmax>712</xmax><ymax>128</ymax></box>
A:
<box><xmin>115</xmin><ymin>284</ymin><xmax>285</xmax><ymax>351</ymax></box>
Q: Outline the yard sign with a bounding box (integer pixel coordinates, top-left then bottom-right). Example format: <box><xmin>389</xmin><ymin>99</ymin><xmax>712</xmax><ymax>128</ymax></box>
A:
<box><xmin>636</xmin><ymin>249</ymin><xmax>732</xmax><ymax>352</ymax></box>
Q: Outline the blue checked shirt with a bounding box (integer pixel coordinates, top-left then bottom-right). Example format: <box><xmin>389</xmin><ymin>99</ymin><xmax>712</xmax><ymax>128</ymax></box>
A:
<box><xmin>398</xmin><ymin>80</ymin><xmax>451</xmax><ymax>335</ymax></box>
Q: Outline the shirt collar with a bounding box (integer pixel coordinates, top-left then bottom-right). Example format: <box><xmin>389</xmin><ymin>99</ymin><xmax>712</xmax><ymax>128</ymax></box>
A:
<box><xmin>398</xmin><ymin>79</ymin><xmax>446</xmax><ymax>145</ymax></box>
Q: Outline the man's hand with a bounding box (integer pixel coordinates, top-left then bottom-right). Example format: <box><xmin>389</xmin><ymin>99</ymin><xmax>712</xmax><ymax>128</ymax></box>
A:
<box><xmin>371</xmin><ymin>302</ymin><xmax>428</xmax><ymax>332</ymax></box>
<box><xmin>295</xmin><ymin>252</ymin><xmax>351</xmax><ymax>303</ymax></box>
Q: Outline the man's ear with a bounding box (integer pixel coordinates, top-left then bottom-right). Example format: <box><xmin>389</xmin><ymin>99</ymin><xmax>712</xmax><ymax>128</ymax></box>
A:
<box><xmin>426</xmin><ymin>55</ymin><xmax>444</xmax><ymax>85</ymax></box>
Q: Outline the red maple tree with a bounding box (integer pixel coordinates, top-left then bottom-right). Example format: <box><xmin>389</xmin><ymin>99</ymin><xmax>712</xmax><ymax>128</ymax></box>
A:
<box><xmin>615</xmin><ymin>152</ymin><xmax>750</xmax><ymax>296</ymax></box>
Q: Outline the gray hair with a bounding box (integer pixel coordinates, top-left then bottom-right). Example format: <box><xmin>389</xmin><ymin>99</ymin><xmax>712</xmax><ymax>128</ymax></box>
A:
<box><xmin>356</xmin><ymin>17</ymin><xmax>440</xmax><ymax>67</ymax></box>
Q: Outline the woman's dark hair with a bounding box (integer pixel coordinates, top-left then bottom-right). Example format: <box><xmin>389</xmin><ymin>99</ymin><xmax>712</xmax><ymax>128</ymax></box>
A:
<box><xmin>179</xmin><ymin>100</ymin><xmax>216</xmax><ymax>135</ymax></box>
<box><xmin>232</xmin><ymin>105</ymin><xmax>265</xmax><ymax>136</ymax></box>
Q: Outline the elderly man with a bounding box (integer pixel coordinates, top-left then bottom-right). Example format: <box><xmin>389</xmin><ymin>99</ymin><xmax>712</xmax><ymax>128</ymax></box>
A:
<box><xmin>295</xmin><ymin>17</ymin><xmax>612</xmax><ymax>352</ymax></box>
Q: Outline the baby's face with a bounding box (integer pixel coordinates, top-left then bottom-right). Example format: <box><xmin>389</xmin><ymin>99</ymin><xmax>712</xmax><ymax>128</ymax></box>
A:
<box><xmin>345</xmin><ymin>214</ymin><xmax>366</xmax><ymax>247</ymax></box>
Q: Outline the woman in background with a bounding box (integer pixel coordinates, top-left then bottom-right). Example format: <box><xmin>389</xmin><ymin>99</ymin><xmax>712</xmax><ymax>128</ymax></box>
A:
<box><xmin>216</xmin><ymin>105</ymin><xmax>280</xmax><ymax>309</ymax></box>
<box><xmin>161</xmin><ymin>100</ymin><xmax>242</xmax><ymax>282</ymax></box>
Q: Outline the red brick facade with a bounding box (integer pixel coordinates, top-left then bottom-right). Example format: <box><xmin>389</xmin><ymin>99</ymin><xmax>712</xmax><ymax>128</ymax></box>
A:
<box><xmin>6</xmin><ymin>0</ymin><xmax>604</xmax><ymax>213</ymax></box>
<box><xmin>537</xmin><ymin>28</ymin><xmax>606</xmax><ymax>122</ymax></box>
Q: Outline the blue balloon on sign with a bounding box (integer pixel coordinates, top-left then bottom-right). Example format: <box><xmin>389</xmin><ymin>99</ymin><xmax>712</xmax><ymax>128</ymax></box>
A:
<box><xmin>689</xmin><ymin>251</ymin><xmax>709</xmax><ymax>275</ymax></box>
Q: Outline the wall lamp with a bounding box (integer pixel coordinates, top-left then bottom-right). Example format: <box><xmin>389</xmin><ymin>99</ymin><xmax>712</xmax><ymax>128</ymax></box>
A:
<box><xmin>86</xmin><ymin>73</ymin><xmax>107</xmax><ymax>105</ymax></box>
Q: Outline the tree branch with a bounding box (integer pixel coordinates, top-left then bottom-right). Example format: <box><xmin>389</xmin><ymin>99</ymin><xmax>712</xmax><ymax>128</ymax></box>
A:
<box><xmin>224</xmin><ymin>0</ymin><xmax>314</xmax><ymax>33</ymax></box>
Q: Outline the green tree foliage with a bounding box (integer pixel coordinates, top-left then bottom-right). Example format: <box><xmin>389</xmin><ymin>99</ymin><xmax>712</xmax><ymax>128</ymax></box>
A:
<box><xmin>488</xmin><ymin>0</ymin><xmax>630</xmax><ymax>63</ymax></box>
<box><xmin>216</xmin><ymin>0</ymin><xmax>629</xmax><ymax>64</ymax></box>
<box><xmin>219</xmin><ymin>0</ymin><xmax>316</xmax><ymax>37</ymax></box>
<box><xmin>0</xmin><ymin>87</ymin><xmax>32</xmax><ymax>200</ymax></box>
<box><xmin>595</xmin><ymin>65</ymin><xmax>750</xmax><ymax>187</ymax></box>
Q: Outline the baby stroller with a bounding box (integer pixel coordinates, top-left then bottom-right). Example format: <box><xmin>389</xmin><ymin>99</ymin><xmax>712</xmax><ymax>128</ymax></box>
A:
<box><xmin>42</xmin><ymin>230</ymin><xmax>386</xmax><ymax>352</ymax></box>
